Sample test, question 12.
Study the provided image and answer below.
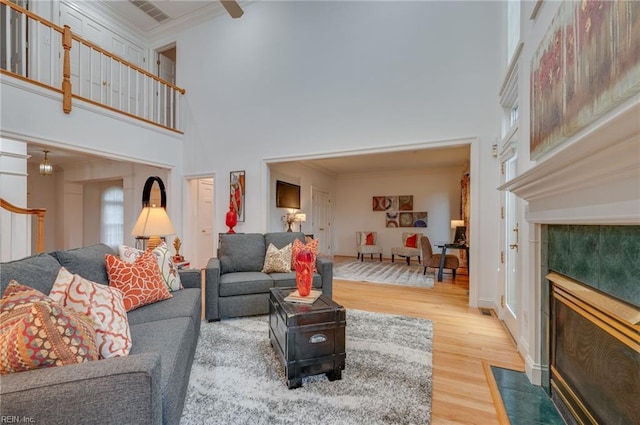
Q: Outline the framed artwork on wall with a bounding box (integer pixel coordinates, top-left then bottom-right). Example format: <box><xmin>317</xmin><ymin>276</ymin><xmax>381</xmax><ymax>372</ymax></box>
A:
<box><xmin>399</xmin><ymin>195</ymin><xmax>413</xmax><ymax>211</ymax></box>
<box><xmin>373</xmin><ymin>196</ymin><xmax>397</xmax><ymax>211</ymax></box>
<box><xmin>399</xmin><ymin>212</ymin><xmax>414</xmax><ymax>227</ymax></box>
<box><xmin>412</xmin><ymin>212</ymin><xmax>428</xmax><ymax>228</ymax></box>
<box><xmin>373</xmin><ymin>195</ymin><xmax>413</xmax><ymax>211</ymax></box>
<box><xmin>230</xmin><ymin>170</ymin><xmax>245</xmax><ymax>222</ymax></box>
<box><xmin>530</xmin><ymin>1</ymin><xmax>640</xmax><ymax>159</ymax></box>
<box><xmin>398</xmin><ymin>212</ymin><xmax>428</xmax><ymax>228</ymax></box>
<box><xmin>385</xmin><ymin>211</ymin><xmax>399</xmax><ymax>228</ymax></box>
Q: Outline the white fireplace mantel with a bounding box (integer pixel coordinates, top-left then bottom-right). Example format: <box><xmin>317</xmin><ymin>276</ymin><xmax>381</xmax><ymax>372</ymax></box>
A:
<box><xmin>500</xmin><ymin>96</ymin><xmax>640</xmax><ymax>225</ymax></box>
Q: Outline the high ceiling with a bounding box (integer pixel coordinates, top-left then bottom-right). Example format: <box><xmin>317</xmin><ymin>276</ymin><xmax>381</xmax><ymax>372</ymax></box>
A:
<box><xmin>101</xmin><ymin>1</ymin><xmax>239</xmax><ymax>32</ymax></box>
<box><xmin>27</xmin><ymin>1</ymin><xmax>470</xmax><ymax>175</ymax></box>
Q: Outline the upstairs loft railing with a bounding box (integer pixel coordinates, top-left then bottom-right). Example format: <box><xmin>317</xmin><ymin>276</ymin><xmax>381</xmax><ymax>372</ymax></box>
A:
<box><xmin>0</xmin><ymin>0</ymin><xmax>185</xmax><ymax>132</ymax></box>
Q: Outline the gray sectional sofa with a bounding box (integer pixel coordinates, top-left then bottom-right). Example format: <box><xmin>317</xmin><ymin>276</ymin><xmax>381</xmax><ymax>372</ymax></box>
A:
<box><xmin>204</xmin><ymin>232</ymin><xmax>333</xmax><ymax>321</ymax></box>
<box><xmin>0</xmin><ymin>243</ymin><xmax>202</xmax><ymax>425</ymax></box>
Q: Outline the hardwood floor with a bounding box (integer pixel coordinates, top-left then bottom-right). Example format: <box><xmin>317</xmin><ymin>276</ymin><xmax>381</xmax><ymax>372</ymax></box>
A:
<box><xmin>331</xmin><ymin>256</ymin><xmax>524</xmax><ymax>424</ymax></box>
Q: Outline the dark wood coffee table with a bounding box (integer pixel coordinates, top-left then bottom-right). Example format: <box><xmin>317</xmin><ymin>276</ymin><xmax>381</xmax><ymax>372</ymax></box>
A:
<box><xmin>268</xmin><ymin>287</ymin><xmax>346</xmax><ymax>389</ymax></box>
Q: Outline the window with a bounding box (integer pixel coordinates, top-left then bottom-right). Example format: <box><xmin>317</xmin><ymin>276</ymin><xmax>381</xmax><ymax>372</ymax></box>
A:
<box><xmin>510</xmin><ymin>105</ymin><xmax>519</xmax><ymax>127</ymax></box>
<box><xmin>506</xmin><ymin>0</ymin><xmax>521</xmax><ymax>63</ymax></box>
<box><xmin>101</xmin><ymin>185</ymin><xmax>123</xmax><ymax>249</ymax></box>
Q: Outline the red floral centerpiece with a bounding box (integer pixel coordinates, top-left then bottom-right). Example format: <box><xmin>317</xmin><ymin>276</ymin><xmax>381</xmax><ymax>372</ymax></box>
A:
<box><xmin>295</xmin><ymin>249</ymin><xmax>314</xmax><ymax>296</ymax></box>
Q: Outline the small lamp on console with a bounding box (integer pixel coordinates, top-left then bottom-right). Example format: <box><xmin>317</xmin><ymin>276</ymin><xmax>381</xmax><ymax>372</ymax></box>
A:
<box><xmin>132</xmin><ymin>206</ymin><xmax>175</xmax><ymax>250</ymax></box>
<box><xmin>294</xmin><ymin>213</ymin><xmax>306</xmax><ymax>232</ymax></box>
<box><xmin>450</xmin><ymin>219</ymin><xmax>466</xmax><ymax>245</ymax></box>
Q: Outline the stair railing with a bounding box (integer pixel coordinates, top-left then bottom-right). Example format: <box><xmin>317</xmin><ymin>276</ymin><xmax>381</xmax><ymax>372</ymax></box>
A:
<box><xmin>0</xmin><ymin>0</ymin><xmax>185</xmax><ymax>132</ymax></box>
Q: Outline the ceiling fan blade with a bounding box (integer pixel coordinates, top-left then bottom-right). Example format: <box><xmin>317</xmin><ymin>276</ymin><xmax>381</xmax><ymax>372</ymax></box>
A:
<box><xmin>221</xmin><ymin>0</ymin><xmax>244</xmax><ymax>18</ymax></box>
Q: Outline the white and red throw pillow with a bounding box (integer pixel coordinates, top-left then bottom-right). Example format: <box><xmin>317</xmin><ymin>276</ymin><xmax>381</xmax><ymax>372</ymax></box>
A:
<box><xmin>49</xmin><ymin>267</ymin><xmax>132</xmax><ymax>359</ymax></box>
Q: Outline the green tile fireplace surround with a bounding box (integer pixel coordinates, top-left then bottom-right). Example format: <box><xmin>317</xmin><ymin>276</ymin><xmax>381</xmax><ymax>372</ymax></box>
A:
<box><xmin>547</xmin><ymin>225</ymin><xmax>640</xmax><ymax>307</ymax></box>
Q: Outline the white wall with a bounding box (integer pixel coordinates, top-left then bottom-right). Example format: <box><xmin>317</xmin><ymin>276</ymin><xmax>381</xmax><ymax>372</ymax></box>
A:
<box><xmin>177</xmin><ymin>1</ymin><xmax>502</xmax><ymax>307</ymax></box>
<box><xmin>333</xmin><ymin>167</ymin><xmax>464</xmax><ymax>257</ymax></box>
<box><xmin>269</xmin><ymin>162</ymin><xmax>336</xmax><ymax>234</ymax></box>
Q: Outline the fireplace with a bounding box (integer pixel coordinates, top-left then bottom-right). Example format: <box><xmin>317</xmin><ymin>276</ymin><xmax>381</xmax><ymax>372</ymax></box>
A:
<box><xmin>498</xmin><ymin>97</ymin><xmax>639</xmax><ymax>424</ymax></box>
<box><xmin>548</xmin><ymin>271</ymin><xmax>639</xmax><ymax>425</ymax></box>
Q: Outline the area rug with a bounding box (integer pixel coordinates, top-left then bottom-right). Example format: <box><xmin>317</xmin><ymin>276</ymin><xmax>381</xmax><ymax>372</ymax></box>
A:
<box><xmin>334</xmin><ymin>259</ymin><xmax>435</xmax><ymax>288</ymax></box>
<box><xmin>181</xmin><ymin>310</ymin><xmax>433</xmax><ymax>425</ymax></box>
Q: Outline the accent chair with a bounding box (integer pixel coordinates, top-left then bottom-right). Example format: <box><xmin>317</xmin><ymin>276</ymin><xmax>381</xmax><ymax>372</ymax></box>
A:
<box><xmin>420</xmin><ymin>235</ymin><xmax>460</xmax><ymax>278</ymax></box>
<box><xmin>356</xmin><ymin>231</ymin><xmax>383</xmax><ymax>261</ymax></box>
<box><xmin>390</xmin><ymin>232</ymin><xmax>422</xmax><ymax>265</ymax></box>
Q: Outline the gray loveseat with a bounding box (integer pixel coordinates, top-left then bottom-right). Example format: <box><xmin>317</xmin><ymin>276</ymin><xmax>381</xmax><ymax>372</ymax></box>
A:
<box><xmin>0</xmin><ymin>243</ymin><xmax>202</xmax><ymax>425</ymax></box>
<box><xmin>204</xmin><ymin>232</ymin><xmax>333</xmax><ymax>321</ymax></box>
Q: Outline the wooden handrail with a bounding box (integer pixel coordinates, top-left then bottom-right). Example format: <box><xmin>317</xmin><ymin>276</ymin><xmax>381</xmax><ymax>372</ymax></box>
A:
<box><xmin>0</xmin><ymin>198</ymin><xmax>47</xmax><ymax>253</ymax></box>
<box><xmin>0</xmin><ymin>0</ymin><xmax>63</xmax><ymax>34</ymax></box>
<box><xmin>1</xmin><ymin>0</ymin><xmax>186</xmax><ymax>127</ymax></box>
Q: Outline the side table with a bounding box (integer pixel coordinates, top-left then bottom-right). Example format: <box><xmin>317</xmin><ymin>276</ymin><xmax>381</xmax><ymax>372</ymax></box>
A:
<box><xmin>436</xmin><ymin>244</ymin><xmax>469</xmax><ymax>281</ymax></box>
<box><xmin>268</xmin><ymin>287</ymin><xmax>346</xmax><ymax>389</ymax></box>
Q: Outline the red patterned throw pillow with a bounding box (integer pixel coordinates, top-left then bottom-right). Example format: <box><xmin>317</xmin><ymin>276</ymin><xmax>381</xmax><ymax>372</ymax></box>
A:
<box><xmin>105</xmin><ymin>250</ymin><xmax>172</xmax><ymax>311</ymax></box>
<box><xmin>405</xmin><ymin>234</ymin><xmax>418</xmax><ymax>248</ymax></box>
<box><xmin>118</xmin><ymin>243</ymin><xmax>182</xmax><ymax>292</ymax></box>
<box><xmin>49</xmin><ymin>267</ymin><xmax>132</xmax><ymax>359</ymax></box>
<box><xmin>365</xmin><ymin>232</ymin><xmax>375</xmax><ymax>245</ymax></box>
<box><xmin>0</xmin><ymin>281</ymin><xmax>99</xmax><ymax>375</ymax></box>
<box><xmin>291</xmin><ymin>238</ymin><xmax>319</xmax><ymax>272</ymax></box>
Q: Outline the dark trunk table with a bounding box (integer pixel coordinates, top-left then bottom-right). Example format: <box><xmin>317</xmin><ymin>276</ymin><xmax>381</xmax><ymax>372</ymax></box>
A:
<box><xmin>268</xmin><ymin>287</ymin><xmax>346</xmax><ymax>389</ymax></box>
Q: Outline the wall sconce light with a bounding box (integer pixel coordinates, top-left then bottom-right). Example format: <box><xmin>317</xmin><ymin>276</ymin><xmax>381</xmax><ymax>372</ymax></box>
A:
<box><xmin>39</xmin><ymin>150</ymin><xmax>53</xmax><ymax>176</ymax></box>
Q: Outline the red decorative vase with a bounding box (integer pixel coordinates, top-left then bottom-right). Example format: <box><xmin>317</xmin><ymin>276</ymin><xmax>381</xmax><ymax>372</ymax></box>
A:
<box><xmin>295</xmin><ymin>249</ymin><xmax>314</xmax><ymax>296</ymax></box>
<box><xmin>225</xmin><ymin>202</ymin><xmax>237</xmax><ymax>233</ymax></box>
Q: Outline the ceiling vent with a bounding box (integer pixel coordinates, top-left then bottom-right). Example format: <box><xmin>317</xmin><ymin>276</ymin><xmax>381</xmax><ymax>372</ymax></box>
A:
<box><xmin>129</xmin><ymin>0</ymin><xmax>170</xmax><ymax>23</ymax></box>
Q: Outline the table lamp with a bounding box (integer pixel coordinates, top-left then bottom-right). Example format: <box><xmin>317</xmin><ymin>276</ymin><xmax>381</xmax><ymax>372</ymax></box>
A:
<box><xmin>131</xmin><ymin>206</ymin><xmax>175</xmax><ymax>250</ymax></box>
<box><xmin>295</xmin><ymin>213</ymin><xmax>306</xmax><ymax>232</ymax></box>
<box><xmin>450</xmin><ymin>220</ymin><xmax>466</xmax><ymax>244</ymax></box>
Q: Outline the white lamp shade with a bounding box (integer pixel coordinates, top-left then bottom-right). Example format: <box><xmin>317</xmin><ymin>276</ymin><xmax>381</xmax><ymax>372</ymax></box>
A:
<box><xmin>450</xmin><ymin>219</ymin><xmax>465</xmax><ymax>229</ymax></box>
<box><xmin>131</xmin><ymin>207</ymin><xmax>175</xmax><ymax>237</ymax></box>
<box><xmin>295</xmin><ymin>213</ymin><xmax>306</xmax><ymax>222</ymax></box>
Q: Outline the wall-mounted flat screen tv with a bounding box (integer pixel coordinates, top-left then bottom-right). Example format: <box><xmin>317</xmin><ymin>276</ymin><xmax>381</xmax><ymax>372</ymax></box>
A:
<box><xmin>276</xmin><ymin>180</ymin><xmax>301</xmax><ymax>209</ymax></box>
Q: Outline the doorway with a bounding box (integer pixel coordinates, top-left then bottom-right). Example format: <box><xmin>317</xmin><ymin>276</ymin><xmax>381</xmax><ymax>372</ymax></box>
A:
<box><xmin>311</xmin><ymin>187</ymin><xmax>331</xmax><ymax>255</ymax></box>
<box><xmin>1</xmin><ymin>0</ymin><xmax>28</xmax><ymax>75</ymax></box>
<box><xmin>500</xmin><ymin>147</ymin><xmax>519</xmax><ymax>339</ymax></box>
<box><xmin>186</xmin><ymin>176</ymin><xmax>214</xmax><ymax>268</ymax></box>
<box><xmin>155</xmin><ymin>44</ymin><xmax>176</xmax><ymax>127</ymax></box>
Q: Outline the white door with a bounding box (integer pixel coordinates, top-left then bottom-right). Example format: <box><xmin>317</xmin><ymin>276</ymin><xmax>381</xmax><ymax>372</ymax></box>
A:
<box><xmin>59</xmin><ymin>3</ymin><xmax>106</xmax><ymax>102</ymax></box>
<box><xmin>197</xmin><ymin>178</ymin><xmax>214</xmax><ymax>268</ymax></box>
<box><xmin>156</xmin><ymin>50</ymin><xmax>176</xmax><ymax>126</ymax></box>
<box><xmin>311</xmin><ymin>188</ymin><xmax>331</xmax><ymax>255</ymax></box>
<box><xmin>1</xmin><ymin>0</ymin><xmax>28</xmax><ymax>75</ymax></box>
<box><xmin>500</xmin><ymin>152</ymin><xmax>519</xmax><ymax>339</ymax></box>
